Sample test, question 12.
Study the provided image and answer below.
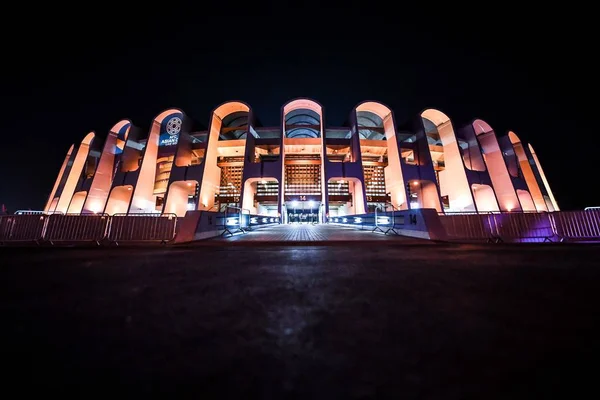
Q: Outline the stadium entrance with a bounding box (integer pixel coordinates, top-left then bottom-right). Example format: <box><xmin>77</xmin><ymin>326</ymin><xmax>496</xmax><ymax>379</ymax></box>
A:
<box><xmin>285</xmin><ymin>200</ymin><xmax>321</xmax><ymax>224</ymax></box>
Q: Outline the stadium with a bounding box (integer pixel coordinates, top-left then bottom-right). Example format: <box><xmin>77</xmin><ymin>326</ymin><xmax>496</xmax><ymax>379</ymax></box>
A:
<box><xmin>43</xmin><ymin>99</ymin><xmax>559</xmax><ymax>222</ymax></box>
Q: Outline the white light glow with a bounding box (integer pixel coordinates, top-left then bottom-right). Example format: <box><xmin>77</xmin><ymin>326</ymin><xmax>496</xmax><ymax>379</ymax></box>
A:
<box><xmin>291</xmin><ymin>201</ymin><xmax>299</xmax><ymax>207</ymax></box>
<box><xmin>377</xmin><ymin>216</ymin><xmax>390</xmax><ymax>224</ymax></box>
<box><xmin>226</xmin><ymin>217</ymin><xmax>238</xmax><ymax>226</ymax></box>
<box><xmin>308</xmin><ymin>200</ymin><xmax>315</xmax><ymax>208</ymax></box>
<box><xmin>354</xmin><ymin>217</ymin><xmax>362</xmax><ymax>223</ymax></box>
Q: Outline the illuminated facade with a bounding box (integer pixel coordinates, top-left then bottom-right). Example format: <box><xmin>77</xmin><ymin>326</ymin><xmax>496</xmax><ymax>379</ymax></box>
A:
<box><xmin>44</xmin><ymin>99</ymin><xmax>559</xmax><ymax>221</ymax></box>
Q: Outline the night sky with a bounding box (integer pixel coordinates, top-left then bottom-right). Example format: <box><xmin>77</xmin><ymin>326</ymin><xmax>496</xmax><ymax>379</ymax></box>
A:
<box><xmin>0</xmin><ymin>9</ymin><xmax>591</xmax><ymax>211</ymax></box>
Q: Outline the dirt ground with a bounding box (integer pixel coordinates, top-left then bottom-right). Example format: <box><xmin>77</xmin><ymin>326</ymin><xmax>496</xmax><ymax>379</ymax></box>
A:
<box><xmin>1</xmin><ymin>243</ymin><xmax>599</xmax><ymax>399</ymax></box>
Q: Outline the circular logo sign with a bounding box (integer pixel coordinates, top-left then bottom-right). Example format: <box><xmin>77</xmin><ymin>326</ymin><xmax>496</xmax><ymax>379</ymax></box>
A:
<box><xmin>166</xmin><ymin>117</ymin><xmax>182</xmax><ymax>136</ymax></box>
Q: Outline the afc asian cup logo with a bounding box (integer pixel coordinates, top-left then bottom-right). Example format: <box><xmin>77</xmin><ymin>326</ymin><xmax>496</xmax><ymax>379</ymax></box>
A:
<box><xmin>166</xmin><ymin>117</ymin><xmax>182</xmax><ymax>136</ymax></box>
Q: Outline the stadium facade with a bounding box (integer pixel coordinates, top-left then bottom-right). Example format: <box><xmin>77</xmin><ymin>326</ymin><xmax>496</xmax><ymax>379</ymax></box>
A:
<box><xmin>43</xmin><ymin>99</ymin><xmax>559</xmax><ymax>222</ymax></box>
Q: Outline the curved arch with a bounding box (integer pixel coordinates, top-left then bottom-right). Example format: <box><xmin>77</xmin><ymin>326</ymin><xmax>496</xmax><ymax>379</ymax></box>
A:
<box><xmin>81</xmin><ymin>120</ymin><xmax>134</xmax><ymax>214</ymax></box>
<box><xmin>420</xmin><ymin>109</ymin><xmax>475</xmax><ymax>212</ymax></box>
<box><xmin>197</xmin><ymin>101</ymin><xmax>252</xmax><ymax>211</ymax></box>
<box><xmin>507</xmin><ymin>131</ymin><xmax>548</xmax><ymax>211</ymax></box>
<box><xmin>81</xmin><ymin>131</ymin><xmax>95</xmax><ymax>146</ymax></box>
<box><xmin>55</xmin><ymin>132</ymin><xmax>96</xmax><ymax>213</ymax></box>
<box><xmin>153</xmin><ymin>107</ymin><xmax>186</xmax><ymax>124</ymax></box>
<box><xmin>355</xmin><ymin>101</ymin><xmax>406</xmax><ymax>209</ymax></box>
<box><xmin>213</xmin><ymin>101</ymin><xmax>250</xmax><ymax>120</ymax></box>
<box><xmin>355</xmin><ymin>101</ymin><xmax>393</xmax><ymax>118</ymax></box>
<box><xmin>281</xmin><ymin>98</ymin><xmax>326</xmax><ymax>211</ymax></box>
<box><xmin>130</xmin><ymin>109</ymin><xmax>186</xmax><ymax>213</ymax></box>
<box><xmin>283</xmin><ymin>98</ymin><xmax>323</xmax><ymax>115</ymax></box>
<box><xmin>110</xmin><ymin>119</ymin><xmax>131</xmax><ymax>135</ymax></box>
<box><xmin>528</xmin><ymin>143</ymin><xmax>559</xmax><ymax>211</ymax></box>
<box><xmin>421</xmin><ymin>108</ymin><xmax>451</xmax><ymax>127</ymax></box>
<box><xmin>472</xmin><ymin>119</ymin><xmax>521</xmax><ymax>211</ymax></box>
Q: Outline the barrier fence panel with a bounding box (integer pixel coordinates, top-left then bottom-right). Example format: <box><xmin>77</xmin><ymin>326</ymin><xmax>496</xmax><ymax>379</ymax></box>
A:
<box><xmin>248</xmin><ymin>215</ymin><xmax>280</xmax><ymax>227</ymax></box>
<box><xmin>492</xmin><ymin>212</ymin><xmax>554</xmax><ymax>243</ymax></box>
<box><xmin>439</xmin><ymin>213</ymin><xmax>496</xmax><ymax>242</ymax></box>
<box><xmin>0</xmin><ymin>214</ymin><xmax>48</xmax><ymax>243</ymax></box>
<box><xmin>44</xmin><ymin>214</ymin><xmax>110</xmax><ymax>244</ymax></box>
<box><xmin>551</xmin><ymin>210</ymin><xmax>600</xmax><ymax>242</ymax></box>
<box><xmin>107</xmin><ymin>213</ymin><xmax>178</xmax><ymax>244</ymax></box>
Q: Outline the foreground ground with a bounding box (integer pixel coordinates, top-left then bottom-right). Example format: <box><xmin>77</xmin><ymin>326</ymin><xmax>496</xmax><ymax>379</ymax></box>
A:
<box><xmin>1</xmin><ymin>241</ymin><xmax>599</xmax><ymax>398</ymax></box>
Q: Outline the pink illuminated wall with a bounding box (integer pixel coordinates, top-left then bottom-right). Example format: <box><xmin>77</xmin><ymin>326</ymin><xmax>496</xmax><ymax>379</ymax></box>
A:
<box><xmin>473</xmin><ymin>120</ymin><xmax>521</xmax><ymax>212</ymax></box>
<box><xmin>82</xmin><ymin>120</ymin><xmax>131</xmax><ymax>214</ymax></box>
<box><xmin>529</xmin><ymin>143</ymin><xmax>559</xmax><ymax>211</ymax></box>
<box><xmin>44</xmin><ymin>145</ymin><xmax>74</xmax><ymax>212</ymax></box>
<box><xmin>508</xmin><ymin>131</ymin><xmax>547</xmax><ymax>211</ymax></box>
<box><xmin>67</xmin><ymin>192</ymin><xmax>87</xmax><ymax>214</ymax></box>
<box><xmin>53</xmin><ymin>132</ymin><xmax>95</xmax><ymax>214</ymax></box>
<box><xmin>130</xmin><ymin>109</ymin><xmax>179</xmax><ymax>213</ymax></box>
<box><xmin>105</xmin><ymin>185</ymin><xmax>133</xmax><ymax>215</ymax></box>
<box><xmin>422</xmin><ymin>109</ymin><xmax>476</xmax><ymax>212</ymax></box>
<box><xmin>356</xmin><ymin>102</ymin><xmax>406</xmax><ymax>210</ymax></box>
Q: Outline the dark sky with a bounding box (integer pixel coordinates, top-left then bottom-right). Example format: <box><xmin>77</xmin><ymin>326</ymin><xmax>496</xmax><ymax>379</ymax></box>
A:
<box><xmin>0</xmin><ymin>7</ymin><xmax>593</xmax><ymax>211</ymax></box>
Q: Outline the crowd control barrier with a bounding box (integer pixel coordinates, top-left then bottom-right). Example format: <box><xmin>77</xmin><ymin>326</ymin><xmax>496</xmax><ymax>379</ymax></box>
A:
<box><xmin>44</xmin><ymin>213</ymin><xmax>110</xmax><ymax>244</ymax></box>
<box><xmin>107</xmin><ymin>213</ymin><xmax>178</xmax><ymax>244</ymax></box>
<box><xmin>551</xmin><ymin>209</ymin><xmax>600</xmax><ymax>242</ymax></box>
<box><xmin>0</xmin><ymin>214</ymin><xmax>48</xmax><ymax>244</ymax></box>
<box><xmin>327</xmin><ymin>208</ymin><xmax>443</xmax><ymax>240</ymax></box>
<box><xmin>439</xmin><ymin>210</ymin><xmax>600</xmax><ymax>243</ymax></box>
<box><xmin>2</xmin><ymin>209</ymin><xmax>597</xmax><ymax>245</ymax></box>
<box><xmin>438</xmin><ymin>213</ymin><xmax>498</xmax><ymax>242</ymax></box>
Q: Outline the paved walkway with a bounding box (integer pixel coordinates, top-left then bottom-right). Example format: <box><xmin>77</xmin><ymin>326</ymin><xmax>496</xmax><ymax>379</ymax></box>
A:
<box><xmin>209</xmin><ymin>223</ymin><xmax>431</xmax><ymax>245</ymax></box>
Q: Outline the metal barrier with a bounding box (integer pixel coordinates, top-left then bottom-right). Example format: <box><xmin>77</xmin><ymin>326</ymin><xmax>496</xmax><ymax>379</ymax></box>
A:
<box><xmin>44</xmin><ymin>214</ymin><xmax>110</xmax><ymax>245</ymax></box>
<box><xmin>439</xmin><ymin>213</ymin><xmax>498</xmax><ymax>242</ymax></box>
<box><xmin>492</xmin><ymin>212</ymin><xmax>554</xmax><ymax>243</ymax></box>
<box><xmin>551</xmin><ymin>210</ymin><xmax>600</xmax><ymax>242</ymax></box>
<box><xmin>248</xmin><ymin>215</ymin><xmax>280</xmax><ymax>227</ymax></box>
<box><xmin>1</xmin><ymin>209</ymin><xmax>595</xmax><ymax>245</ymax></box>
<box><xmin>220</xmin><ymin>206</ymin><xmax>246</xmax><ymax>237</ymax></box>
<box><xmin>440</xmin><ymin>211</ymin><xmax>600</xmax><ymax>243</ymax></box>
<box><xmin>0</xmin><ymin>214</ymin><xmax>48</xmax><ymax>244</ymax></box>
<box><xmin>373</xmin><ymin>203</ymin><xmax>401</xmax><ymax>235</ymax></box>
<box><xmin>107</xmin><ymin>213</ymin><xmax>178</xmax><ymax>244</ymax></box>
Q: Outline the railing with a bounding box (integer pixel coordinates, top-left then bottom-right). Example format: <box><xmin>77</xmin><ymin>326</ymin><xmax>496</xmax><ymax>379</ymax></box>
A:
<box><xmin>220</xmin><ymin>206</ymin><xmax>247</xmax><ymax>237</ymax></box>
<box><xmin>45</xmin><ymin>213</ymin><xmax>110</xmax><ymax>245</ymax></box>
<box><xmin>0</xmin><ymin>214</ymin><xmax>48</xmax><ymax>244</ymax></box>
<box><xmin>107</xmin><ymin>213</ymin><xmax>178</xmax><ymax>245</ymax></box>
<box><xmin>2</xmin><ymin>209</ymin><xmax>597</xmax><ymax>245</ymax></box>
<box><xmin>552</xmin><ymin>210</ymin><xmax>600</xmax><ymax>242</ymax></box>
<box><xmin>0</xmin><ymin>213</ymin><xmax>179</xmax><ymax>245</ymax></box>
<box><xmin>439</xmin><ymin>211</ymin><xmax>585</xmax><ymax>243</ymax></box>
<box><xmin>373</xmin><ymin>202</ymin><xmax>400</xmax><ymax>235</ymax></box>
<box><xmin>329</xmin><ymin>210</ymin><xmax>600</xmax><ymax>243</ymax></box>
